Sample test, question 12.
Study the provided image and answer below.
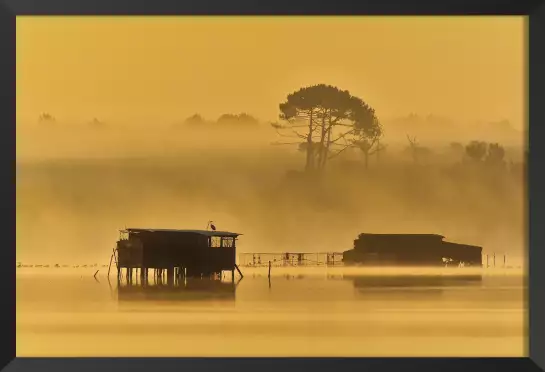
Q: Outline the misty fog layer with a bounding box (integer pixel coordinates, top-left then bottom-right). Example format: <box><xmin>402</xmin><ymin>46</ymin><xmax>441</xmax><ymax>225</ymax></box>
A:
<box><xmin>16</xmin><ymin>16</ymin><xmax>526</xmax><ymax>265</ymax></box>
<box><xmin>16</xmin><ymin>124</ymin><xmax>525</xmax><ymax>264</ymax></box>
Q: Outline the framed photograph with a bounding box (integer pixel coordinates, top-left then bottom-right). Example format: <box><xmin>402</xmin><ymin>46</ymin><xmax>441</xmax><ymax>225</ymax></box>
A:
<box><xmin>5</xmin><ymin>1</ymin><xmax>544</xmax><ymax>371</ymax></box>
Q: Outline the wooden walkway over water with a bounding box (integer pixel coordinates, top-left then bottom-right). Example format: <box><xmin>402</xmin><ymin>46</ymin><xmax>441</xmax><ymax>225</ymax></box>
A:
<box><xmin>238</xmin><ymin>252</ymin><xmax>510</xmax><ymax>268</ymax></box>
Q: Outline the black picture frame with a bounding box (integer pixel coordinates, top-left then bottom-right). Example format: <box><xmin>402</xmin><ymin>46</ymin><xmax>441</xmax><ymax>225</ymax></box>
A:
<box><xmin>3</xmin><ymin>1</ymin><xmax>544</xmax><ymax>371</ymax></box>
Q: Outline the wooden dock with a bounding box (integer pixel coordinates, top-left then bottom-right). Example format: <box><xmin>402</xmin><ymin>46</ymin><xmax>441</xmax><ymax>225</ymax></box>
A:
<box><xmin>238</xmin><ymin>252</ymin><xmax>344</xmax><ymax>267</ymax></box>
<box><xmin>238</xmin><ymin>252</ymin><xmax>509</xmax><ymax>268</ymax></box>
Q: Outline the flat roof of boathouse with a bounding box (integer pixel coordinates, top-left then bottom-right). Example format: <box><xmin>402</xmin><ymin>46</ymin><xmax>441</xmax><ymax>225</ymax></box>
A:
<box><xmin>122</xmin><ymin>228</ymin><xmax>241</xmax><ymax>237</ymax></box>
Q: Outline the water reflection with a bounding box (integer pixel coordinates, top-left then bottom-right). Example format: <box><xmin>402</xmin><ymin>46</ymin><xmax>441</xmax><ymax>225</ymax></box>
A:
<box><xmin>339</xmin><ymin>274</ymin><xmax>483</xmax><ymax>298</ymax></box>
<box><xmin>116</xmin><ymin>278</ymin><xmax>238</xmax><ymax>302</ymax></box>
<box><xmin>344</xmin><ymin>274</ymin><xmax>482</xmax><ymax>288</ymax></box>
<box><xmin>112</xmin><ymin>272</ymin><xmax>487</xmax><ymax>303</ymax></box>
<box><xmin>17</xmin><ymin>269</ymin><xmax>524</xmax><ymax>357</ymax></box>
<box><xmin>106</xmin><ymin>270</ymin><xmax>496</xmax><ymax>305</ymax></box>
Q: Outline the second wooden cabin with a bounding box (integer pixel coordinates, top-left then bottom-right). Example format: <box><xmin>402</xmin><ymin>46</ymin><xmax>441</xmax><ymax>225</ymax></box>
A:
<box><xmin>343</xmin><ymin>233</ymin><xmax>483</xmax><ymax>267</ymax></box>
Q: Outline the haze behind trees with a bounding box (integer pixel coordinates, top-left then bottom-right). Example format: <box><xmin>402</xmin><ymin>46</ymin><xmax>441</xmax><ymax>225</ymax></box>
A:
<box><xmin>15</xmin><ymin>82</ymin><xmax>526</xmax><ymax>266</ymax></box>
<box><xmin>15</xmin><ymin>17</ymin><xmax>525</xmax><ymax>265</ymax></box>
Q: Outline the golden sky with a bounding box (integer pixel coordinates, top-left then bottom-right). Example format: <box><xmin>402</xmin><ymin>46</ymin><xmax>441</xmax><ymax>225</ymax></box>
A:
<box><xmin>16</xmin><ymin>16</ymin><xmax>525</xmax><ymax>127</ymax></box>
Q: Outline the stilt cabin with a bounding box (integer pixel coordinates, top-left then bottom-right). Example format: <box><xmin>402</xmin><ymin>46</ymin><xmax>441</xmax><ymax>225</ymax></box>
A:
<box><xmin>343</xmin><ymin>233</ymin><xmax>482</xmax><ymax>267</ymax></box>
<box><xmin>116</xmin><ymin>228</ymin><xmax>242</xmax><ymax>278</ymax></box>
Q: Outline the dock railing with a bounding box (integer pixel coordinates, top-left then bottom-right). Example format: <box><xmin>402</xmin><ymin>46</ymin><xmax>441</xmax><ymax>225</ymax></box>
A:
<box><xmin>238</xmin><ymin>252</ymin><xmax>344</xmax><ymax>267</ymax></box>
<box><xmin>239</xmin><ymin>252</ymin><xmax>512</xmax><ymax>268</ymax></box>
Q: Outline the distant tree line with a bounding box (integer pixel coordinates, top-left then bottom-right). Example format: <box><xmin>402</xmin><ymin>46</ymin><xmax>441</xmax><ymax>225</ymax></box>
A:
<box><xmin>463</xmin><ymin>141</ymin><xmax>507</xmax><ymax>166</ymax></box>
<box><xmin>271</xmin><ymin>84</ymin><xmax>519</xmax><ymax>174</ymax></box>
<box><xmin>184</xmin><ymin>113</ymin><xmax>259</xmax><ymax>127</ymax></box>
<box><xmin>37</xmin><ymin>113</ymin><xmax>106</xmax><ymax>128</ymax></box>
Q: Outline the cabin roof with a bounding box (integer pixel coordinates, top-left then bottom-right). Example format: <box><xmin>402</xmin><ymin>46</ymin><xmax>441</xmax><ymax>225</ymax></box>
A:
<box><xmin>442</xmin><ymin>241</ymin><xmax>482</xmax><ymax>250</ymax></box>
<box><xmin>123</xmin><ymin>228</ymin><xmax>241</xmax><ymax>237</ymax></box>
<box><xmin>358</xmin><ymin>233</ymin><xmax>445</xmax><ymax>239</ymax></box>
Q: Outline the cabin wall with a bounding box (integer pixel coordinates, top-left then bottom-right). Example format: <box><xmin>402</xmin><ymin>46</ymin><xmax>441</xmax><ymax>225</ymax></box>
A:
<box><xmin>352</xmin><ymin>236</ymin><xmax>445</xmax><ymax>266</ymax></box>
<box><xmin>442</xmin><ymin>242</ymin><xmax>483</xmax><ymax>266</ymax></box>
<box><xmin>117</xmin><ymin>238</ymin><xmax>143</xmax><ymax>267</ymax></box>
<box><xmin>345</xmin><ymin>235</ymin><xmax>483</xmax><ymax>267</ymax></box>
<box><xmin>202</xmin><ymin>246</ymin><xmax>236</xmax><ymax>271</ymax></box>
<box><xmin>136</xmin><ymin>231</ymin><xmax>208</xmax><ymax>268</ymax></box>
<box><xmin>117</xmin><ymin>231</ymin><xmax>237</xmax><ymax>274</ymax></box>
<box><xmin>355</xmin><ymin>234</ymin><xmax>444</xmax><ymax>251</ymax></box>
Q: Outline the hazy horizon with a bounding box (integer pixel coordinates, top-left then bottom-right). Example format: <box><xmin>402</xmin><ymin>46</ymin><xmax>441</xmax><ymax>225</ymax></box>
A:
<box><xmin>16</xmin><ymin>16</ymin><xmax>526</xmax><ymax>266</ymax></box>
<box><xmin>17</xmin><ymin>17</ymin><xmax>525</xmax><ymax>127</ymax></box>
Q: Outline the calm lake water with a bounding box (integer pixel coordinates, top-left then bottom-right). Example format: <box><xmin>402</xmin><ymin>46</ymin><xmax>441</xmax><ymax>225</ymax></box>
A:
<box><xmin>16</xmin><ymin>267</ymin><xmax>526</xmax><ymax>357</ymax></box>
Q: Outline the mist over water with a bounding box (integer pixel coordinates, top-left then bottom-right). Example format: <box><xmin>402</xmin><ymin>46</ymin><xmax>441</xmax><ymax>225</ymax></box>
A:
<box><xmin>16</xmin><ymin>122</ymin><xmax>525</xmax><ymax>265</ymax></box>
<box><xmin>16</xmin><ymin>267</ymin><xmax>525</xmax><ymax>357</ymax></box>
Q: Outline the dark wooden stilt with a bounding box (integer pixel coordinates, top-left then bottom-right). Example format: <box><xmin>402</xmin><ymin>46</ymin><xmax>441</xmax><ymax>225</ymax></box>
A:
<box><xmin>167</xmin><ymin>268</ymin><xmax>174</xmax><ymax>285</ymax></box>
<box><xmin>107</xmin><ymin>253</ymin><xmax>114</xmax><ymax>277</ymax></box>
<box><xmin>234</xmin><ymin>264</ymin><xmax>243</xmax><ymax>279</ymax></box>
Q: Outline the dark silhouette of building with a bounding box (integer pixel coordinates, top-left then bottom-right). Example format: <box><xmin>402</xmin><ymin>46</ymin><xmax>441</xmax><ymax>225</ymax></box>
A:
<box><xmin>116</xmin><ymin>228</ymin><xmax>243</xmax><ymax>280</ymax></box>
<box><xmin>343</xmin><ymin>233</ymin><xmax>482</xmax><ymax>267</ymax></box>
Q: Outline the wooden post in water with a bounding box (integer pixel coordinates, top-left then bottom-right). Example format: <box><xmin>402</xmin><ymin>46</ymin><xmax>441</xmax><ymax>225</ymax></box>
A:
<box><xmin>486</xmin><ymin>254</ymin><xmax>489</xmax><ymax>268</ymax></box>
<box><xmin>234</xmin><ymin>264</ymin><xmax>244</xmax><ymax>279</ymax></box>
<box><xmin>107</xmin><ymin>253</ymin><xmax>114</xmax><ymax>277</ymax></box>
<box><xmin>493</xmin><ymin>253</ymin><xmax>496</xmax><ymax>268</ymax></box>
<box><xmin>268</xmin><ymin>261</ymin><xmax>271</xmax><ymax>278</ymax></box>
<box><xmin>143</xmin><ymin>268</ymin><xmax>148</xmax><ymax>286</ymax></box>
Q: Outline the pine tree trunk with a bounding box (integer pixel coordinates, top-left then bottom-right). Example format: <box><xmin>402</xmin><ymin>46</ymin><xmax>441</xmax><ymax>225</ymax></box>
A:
<box><xmin>305</xmin><ymin>110</ymin><xmax>314</xmax><ymax>172</ymax></box>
